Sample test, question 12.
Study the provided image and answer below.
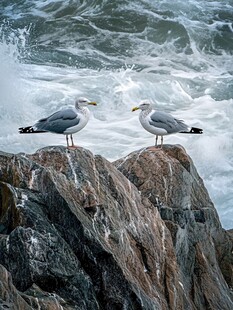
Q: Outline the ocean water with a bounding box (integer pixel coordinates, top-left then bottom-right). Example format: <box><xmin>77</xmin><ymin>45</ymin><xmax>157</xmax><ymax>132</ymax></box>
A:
<box><xmin>0</xmin><ymin>0</ymin><xmax>232</xmax><ymax>229</ymax></box>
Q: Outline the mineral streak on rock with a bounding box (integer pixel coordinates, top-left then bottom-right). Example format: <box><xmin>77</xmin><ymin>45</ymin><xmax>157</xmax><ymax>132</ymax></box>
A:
<box><xmin>0</xmin><ymin>145</ymin><xmax>232</xmax><ymax>309</ymax></box>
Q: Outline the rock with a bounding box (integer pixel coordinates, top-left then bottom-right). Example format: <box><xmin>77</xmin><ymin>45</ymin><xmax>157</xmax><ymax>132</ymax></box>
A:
<box><xmin>115</xmin><ymin>144</ymin><xmax>233</xmax><ymax>309</ymax></box>
<box><xmin>0</xmin><ymin>264</ymin><xmax>32</xmax><ymax>310</ymax></box>
<box><xmin>0</xmin><ymin>263</ymin><xmax>70</xmax><ymax>310</ymax></box>
<box><xmin>0</xmin><ymin>145</ymin><xmax>232</xmax><ymax>309</ymax></box>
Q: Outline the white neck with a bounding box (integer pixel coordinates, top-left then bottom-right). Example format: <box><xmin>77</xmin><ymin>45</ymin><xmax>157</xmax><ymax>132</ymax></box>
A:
<box><xmin>75</xmin><ymin>104</ymin><xmax>89</xmax><ymax>116</ymax></box>
<box><xmin>140</xmin><ymin>106</ymin><xmax>153</xmax><ymax>118</ymax></box>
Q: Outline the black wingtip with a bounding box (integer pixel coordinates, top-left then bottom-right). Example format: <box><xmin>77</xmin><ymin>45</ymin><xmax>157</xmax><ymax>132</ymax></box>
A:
<box><xmin>18</xmin><ymin>126</ymin><xmax>33</xmax><ymax>134</ymax></box>
<box><xmin>190</xmin><ymin>127</ymin><xmax>203</xmax><ymax>134</ymax></box>
<box><xmin>18</xmin><ymin>126</ymin><xmax>46</xmax><ymax>134</ymax></box>
<box><xmin>180</xmin><ymin>127</ymin><xmax>203</xmax><ymax>134</ymax></box>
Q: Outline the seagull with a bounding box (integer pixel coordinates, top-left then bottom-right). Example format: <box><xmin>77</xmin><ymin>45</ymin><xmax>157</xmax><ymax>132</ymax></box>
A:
<box><xmin>132</xmin><ymin>100</ymin><xmax>203</xmax><ymax>147</ymax></box>
<box><xmin>19</xmin><ymin>97</ymin><xmax>97</xmax><ymax>149</ymax></box>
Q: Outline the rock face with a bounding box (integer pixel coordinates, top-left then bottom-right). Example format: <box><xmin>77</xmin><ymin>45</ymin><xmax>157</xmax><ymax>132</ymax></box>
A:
<box><xmin>0</xmin><ymin>145</ymin><xmax>232</xmax><ymax>310</ymax></box>
<box><xmin>115</xmin><ymin>145</ymin><xmax>233</xmax><ymax>309</ymax></box>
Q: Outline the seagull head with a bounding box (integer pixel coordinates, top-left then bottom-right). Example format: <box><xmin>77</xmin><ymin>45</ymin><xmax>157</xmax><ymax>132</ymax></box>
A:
<box><xmin>75</xmin><ymin>97</ymin><xmax>97</xmax><ymax>108</ymax></box>
<box><xmin>132</xmin><ymin>99</ymin><xmax>151</xmax><ymax>112</ymax></box>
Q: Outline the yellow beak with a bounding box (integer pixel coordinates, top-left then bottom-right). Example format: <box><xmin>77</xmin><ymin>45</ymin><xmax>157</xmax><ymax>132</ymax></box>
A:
<box><xmin>88</xmin><ymin>102</ymin><xmax>97</xmax><ymax>106</ymax></box>
<box><xmin>132</xmin><ymin>106</ymin><xmax>139</xmax><ymax>112</ymax></box>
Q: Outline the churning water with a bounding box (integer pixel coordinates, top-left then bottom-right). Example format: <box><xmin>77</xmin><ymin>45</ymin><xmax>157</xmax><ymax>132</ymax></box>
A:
<box><xmin>0</xmin><ymin>0</ymin><xmax>233</xmax><ymax>228</ymax></box>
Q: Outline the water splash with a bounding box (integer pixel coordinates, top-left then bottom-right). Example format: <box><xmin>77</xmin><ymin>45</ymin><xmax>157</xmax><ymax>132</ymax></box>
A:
<box><xmin>0</xmin><ymin>23</ymin><xmax>43</xmax><ymax>152</ymax></box>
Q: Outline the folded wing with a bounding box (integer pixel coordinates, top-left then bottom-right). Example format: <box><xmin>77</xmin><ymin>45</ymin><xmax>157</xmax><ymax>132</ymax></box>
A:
<box><xmin>34</xmin><ymin>108</ymin><xmax>80</xmax><ymax>134</ymax></box>
<box><xmin>149</xmin><ymin>111</ymin><xmax>189</xmax><ymax>133</ymax></box>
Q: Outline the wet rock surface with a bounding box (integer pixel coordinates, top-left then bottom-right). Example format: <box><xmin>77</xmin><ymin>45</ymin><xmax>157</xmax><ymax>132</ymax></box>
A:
<box><xmin>0</xmin><ymin>145</ymin><xmax>232</xmax><ymax>309</ymax></box>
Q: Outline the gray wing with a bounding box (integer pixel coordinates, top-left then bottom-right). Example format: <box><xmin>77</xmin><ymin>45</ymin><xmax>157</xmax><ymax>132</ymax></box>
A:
<box><xmin>34</xmin><ymin>108</ymin><xmax>80</xmax><ymax>133</ymax></box>
<box><xmin>149</xmin><ymin>111</ymin><xmax>188</xmax><ymax>133</ymax></box>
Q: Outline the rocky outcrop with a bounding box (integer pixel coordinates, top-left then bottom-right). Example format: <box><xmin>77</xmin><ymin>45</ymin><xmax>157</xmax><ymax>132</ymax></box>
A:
<box><xmin>0</xmin><ymin>145</ymin><xmax>232</xmax><ymax>310</ymax></box>
<box><xmin>115</xmin><ymin>145</ymin><xmax>233</xmax><ymax>309</ymax></box>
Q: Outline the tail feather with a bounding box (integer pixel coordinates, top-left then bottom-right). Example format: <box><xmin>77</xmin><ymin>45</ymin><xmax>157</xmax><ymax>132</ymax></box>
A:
<box><xmin>181</xmin><ymin>127</ymin><xmax>203</xmax><ymax>134</ymax></box>
<box><xmin>19</xmin><ymin>126</ymin><xmax>46</xmax><ymax>134</ymax></box>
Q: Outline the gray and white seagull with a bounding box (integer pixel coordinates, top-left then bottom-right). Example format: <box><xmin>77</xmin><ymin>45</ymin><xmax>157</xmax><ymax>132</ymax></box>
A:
<box><xmin>132</xmin><ymin>100</ymin><xmax>203</xmax><ymax>147</ymax></box>
<box><xmin>19</xmin><ymin>97</ymin><xmax>97</xmax><ymax>149</ymax></box>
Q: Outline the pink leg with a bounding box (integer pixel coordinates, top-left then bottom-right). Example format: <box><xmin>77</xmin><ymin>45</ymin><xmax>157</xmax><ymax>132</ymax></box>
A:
<box><xmin>66</xmin><ymin>135</ymin><xmax>69</xmax><ymax>148</ymax></box>
<box><xmin>67</xmin><ymin>134</ymin><xmax>78</xmax><ymax>150</ymax></box>
<box><xmin>161</xmin><ymin>136</ymin><xmax>163</xmax><ymax>148</ymax></box>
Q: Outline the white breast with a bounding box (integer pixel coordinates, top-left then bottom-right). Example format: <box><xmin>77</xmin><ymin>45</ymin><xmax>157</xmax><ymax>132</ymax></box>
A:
<box><xmin>64</xmin><ymin>108</ymin><xmax>90</xmax><ymax>134</ymax></box>
<box><xmin>139</xmin><ymin>111</ymin><xmax>168</xmax><ymax>136</ymax></box>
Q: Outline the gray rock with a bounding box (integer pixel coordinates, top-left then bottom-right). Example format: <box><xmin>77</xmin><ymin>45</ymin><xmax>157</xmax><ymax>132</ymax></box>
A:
<box><xmin>0</xmin><ymin>145</ymin><xmax>232</xmax><ymax>309</ymax></box>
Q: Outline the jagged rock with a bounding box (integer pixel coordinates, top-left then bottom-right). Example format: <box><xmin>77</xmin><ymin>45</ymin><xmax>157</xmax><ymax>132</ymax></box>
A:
<box><xmin>0</xmin><ymin>264</ymin><xmax>32</xmax><ymax>310</ymax></box>
<box><xmin>0</xmin><ymin>145</ymin><xmax>232</xmax><ymax>310</ymax></box>
<box><xmin>115</xmin><ymin>144</ymin><xmax>233</xmax><ymax>310</ymax></box>
<box><xmin>0</xmin><ymin>263</ymin><xmax>70</xmax><ymax>310</ymax></box>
